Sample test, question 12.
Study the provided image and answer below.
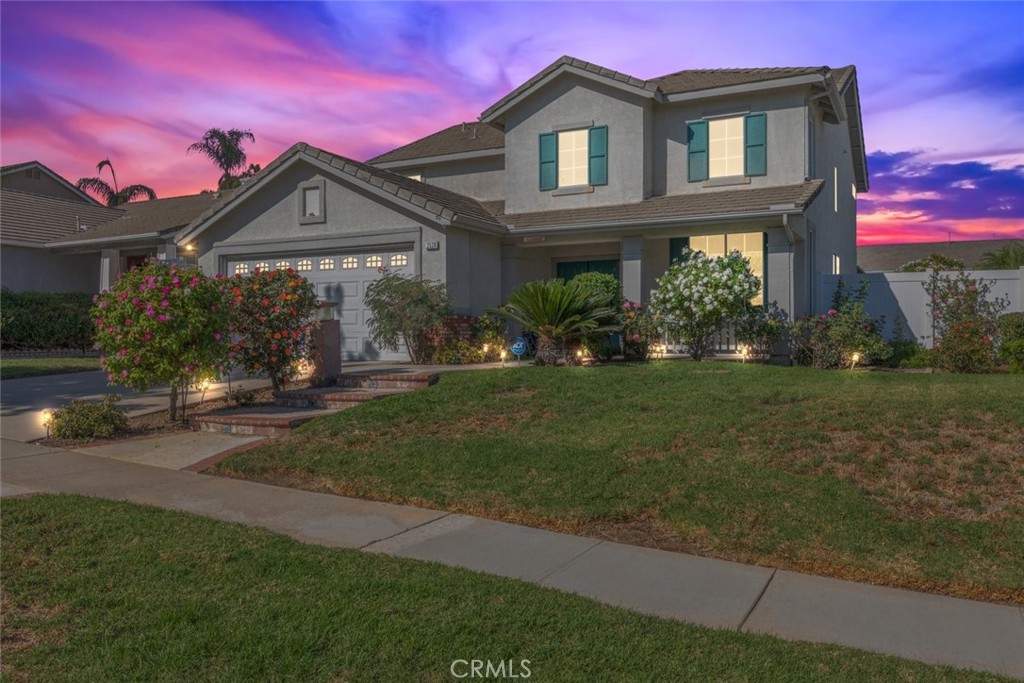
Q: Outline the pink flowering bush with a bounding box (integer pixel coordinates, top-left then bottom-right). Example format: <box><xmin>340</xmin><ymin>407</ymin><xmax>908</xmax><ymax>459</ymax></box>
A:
<box><xmin>924</xmin><ymin>269</ymin><xmax>1008</xmax><ymax>373</ymax></box>
<box><xmin>790</xmin><ymin>279</ymin><xmax>891</xmax><ymax>368</ymax></box>
<box><xmin>228</xmin><ymin>267</ymin><xmax>319</xmax><ymax>390</ymax></box>
<box><xmin>92</xmin><ymin>261</ymin><xmax>231</xmax><ymax>420</ymax></box>
<box><xmin>650</xmin><ymin>248</ymin><xmax>760</xmax><ymax>360</ymax></box>
<box><xmin>621</xmin><ymin>301</ymin><xmax>661</xmax><ymax>361</ymax></box>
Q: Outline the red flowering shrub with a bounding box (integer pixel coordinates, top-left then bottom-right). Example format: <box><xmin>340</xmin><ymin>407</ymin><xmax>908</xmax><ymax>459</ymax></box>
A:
<box><xmin>92</xmin><ymin>261</ymin><xmax>230</xmax><ymax>420</ymax></box>
<box><xmin>924</xmin><ymin>269</ymin><xmax>1008</xmax><ymax>373</ymax></box>
<box><xmin>621</xmin><ymin>301</ymin><xmax>661</xmax><ymax>361</ymax></box>
<box><xmin>935</xmin><ymin>320</ymin><xmax>996</xmax><ymax>374</ymax></box>
<box><xmin>228</xmin><ymin>267</ymin><xmax>319</xmax><ymax>390</ymax></box>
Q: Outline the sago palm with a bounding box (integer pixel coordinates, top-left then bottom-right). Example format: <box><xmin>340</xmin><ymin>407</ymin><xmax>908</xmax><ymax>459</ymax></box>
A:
<box><xmin>75</xmin><ymin>159</ymin><xmax>157</xmax><ymax>207</ymax></box>
<box><xmin>495</xmin><ymin>279</ymin><xmax>619</xmax><ymax>365</ymax></box>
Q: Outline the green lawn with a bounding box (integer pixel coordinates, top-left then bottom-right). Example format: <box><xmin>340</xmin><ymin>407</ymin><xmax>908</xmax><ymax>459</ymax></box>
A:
<box><xmin>0</xmin><ymin>356</ymin><xmax>100</xmax><ymax>380</ymax></box>
<box><xmin>1</xmin><ymin>495</ymin><xmax>1012</xmax><ymax>682</ymax></box>
<box><xmin>215</xmin><ymin>362</ymin><xmax>1024</xmax><ymax>604</ymax></box>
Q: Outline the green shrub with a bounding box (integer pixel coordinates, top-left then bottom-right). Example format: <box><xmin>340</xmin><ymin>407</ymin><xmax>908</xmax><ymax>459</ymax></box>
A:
<box><xmin>49</xmin><ymin>394</ymin><xmax>127</xmax><ymax>441</ymax></box>
<box><xmin>790</xmin><ymin>280</ymin><xmax>891</xmax><ymax>368</ymax></box>
<box><xmin>997</xmin><ymin>312</ymin><xmax>1024</xmax><ymax>373</ymax></box>
<box><xmin>896</xmin><ymin>254</ymin><xmax>964</xmax><ymax>273</ymax></box>
<box><xmin>899</xmin><ymin>346</ymin><xmax>935</xmax><ymax>369</ymax></box>
<box><xmin>621</xmin><ymin>301</ymin><xmax>661</xmax><ymax>361</ymax></box>
<box><xmin>0</xmin><ymin>288</ymin><xmax>94</xmax><ymax>350</ymax></box>
<box><xmin>735</xmin><ymin>301</ymin><xmax>789</xmax><ymax>362</ymax></box>
<box><xmin>924</xmin><ymin>269</ymin><xmax>1008</xmax><ymax>373</ymax></box>
<box><xmin>571</xmin><ymin>272</ymin><xmax>624</xmax><ymax>358</ymax></box>
<box><xmin>935</xmin><ymin>320</ymin><xmax>997</xmax><ymax>374</ymax></box>
<box><xmin>364</xmin><ymin>271</ymin><xmax>452</xmax><ymax>364</ymax></box>
<box><xmin>228</xmin><ymin>387</ymin><xmax>258</xmax><ymax>407</ymax></box>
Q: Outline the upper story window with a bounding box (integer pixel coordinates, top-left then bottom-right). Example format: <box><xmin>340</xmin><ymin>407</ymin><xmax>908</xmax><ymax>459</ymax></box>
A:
<box><xmin>687</xmin><ymin>113</ymin><xmax>766</xmax><ymax>182</ymax></box>
<box><xmin>298</xmin><ymin>179</ymin><xmax>326</xmax><ymax>225</ymax></box>
<box><xmin>539</xmin><ymin>125</ymin><xmax>607</xmax><ymax>191</ymax></box>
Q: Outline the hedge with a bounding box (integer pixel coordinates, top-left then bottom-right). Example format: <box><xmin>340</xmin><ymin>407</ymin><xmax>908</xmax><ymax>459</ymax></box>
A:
<box><xmin>0</xmin><ymin>288</ymin><xmax>95</xmax><ymax>351</ymax></box>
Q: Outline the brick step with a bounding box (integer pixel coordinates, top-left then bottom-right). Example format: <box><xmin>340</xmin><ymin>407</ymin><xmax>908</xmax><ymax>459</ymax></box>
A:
<box><xmin>334</xmin><ymin>371</ymin><xmax>439</xmax><ymax>390</ymax></box>
<box><xmin>272</xmin><ymin>386</ymin><xmax>410</xmax><ymax>410</ymax></box>
<box><xmin>189</xmin><ymin>407</ymin><xmax>332</xmax><ymax>437</ymax></box>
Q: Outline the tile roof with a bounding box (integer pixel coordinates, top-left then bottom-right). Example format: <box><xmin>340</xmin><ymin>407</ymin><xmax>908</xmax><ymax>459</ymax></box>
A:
<box><xmin>50</xmin><ymin>193</ymin><xmax>220</xmax><ymax>244</ymax></box>
<box><xmin>485</xmin><ymin>181</ymin><xmax>824</xmax><ymax>231</ymax></box>
<box><xmin>0</xmin><ymin>189</ymin><xmax>123</xmax><ymax>244</ymax></box>
<box><xmin>368</xmin><ymin>122</ymin><xmax>504</xmax><ymax>164</ymax></box>
<box><xmin>182</xmin><ymin>142</ymin><xmax>504</xmax><ymax>240</ymax></box>
<box><xmin>857</xmin><ymin>239</ymin><xmax>1024</xmax><ymax>272</ymax></box>
<box><xmin>649</xmin><ymin>66</ymin><xmax>828</xmax><ymax>95</ymax></box>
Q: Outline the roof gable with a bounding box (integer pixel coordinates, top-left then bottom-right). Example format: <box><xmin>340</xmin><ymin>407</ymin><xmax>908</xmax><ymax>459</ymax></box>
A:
<box><xmin>179</xmin><ymin>142</ymin><xmax>504</xmax><ymax>244</ymax></box>
<box><xmin>1</xmin><ymin>160</ymin><xmax>100</xmax><ymax>205</ymax></box>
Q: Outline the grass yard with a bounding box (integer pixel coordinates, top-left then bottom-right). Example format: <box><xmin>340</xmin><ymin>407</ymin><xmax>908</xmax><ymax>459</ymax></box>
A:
<box><xmin>0</xmin><ymin>356</ymin><xmax>100</xmax><ymax>380</ymax></box>
<box><xmin>1</xmin><ymin>495</ymin><xmax>1013</xmax><ymax>682</ymax></box>
<box><xmin>214</xmin><ymin>362</ymin><xmax>1024</xmax><ymax>604</ymax></box>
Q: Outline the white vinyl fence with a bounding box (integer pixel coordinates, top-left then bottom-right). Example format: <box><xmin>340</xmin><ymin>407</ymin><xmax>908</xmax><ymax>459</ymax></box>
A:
<box><xmin>817</xmin><ymin>268</ymin><xmax>1024</xmax><ymax>348</ymax></box>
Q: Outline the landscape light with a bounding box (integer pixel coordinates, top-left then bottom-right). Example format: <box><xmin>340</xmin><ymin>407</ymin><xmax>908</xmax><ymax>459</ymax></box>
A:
<box><xmin>41</xmin><ymin>409</ymin><xmax>53</xmax><ymax>438</ymax></box>
<box><xmin>850</xmin><ymin>351</ymin><xmax>862</xmax><ymax>370</ymax></box>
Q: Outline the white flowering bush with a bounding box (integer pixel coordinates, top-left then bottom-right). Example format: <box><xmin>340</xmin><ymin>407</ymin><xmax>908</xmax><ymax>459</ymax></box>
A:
<box><xmin>650</xmin><ymin>248</ymin><xmax>761</xmax><ymax>360</ymax></box>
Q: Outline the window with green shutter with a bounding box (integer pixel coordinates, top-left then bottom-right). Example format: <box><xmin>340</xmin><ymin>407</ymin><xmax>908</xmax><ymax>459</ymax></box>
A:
<box><xmin>539</xmin><ymin>132</ymin><xmax>557</xmax><ymax>190</ymax></box>
<box><xmin>744</xmin><ymin>113</ymin><xmax>767</xmax><ymax>176</ymax></box>
<box><xmin>669</xmin><ymin>237</ymin><xmax>690</xmax><ymax>265</ymax></box>
<box><xmin>588</xmin><ymin>126</ymin><xmax>608</xmax><ymax>186</ymax></box>
<box><xmin>687</xmin><ymin>120</ymin><xmax>708</xmax><ymax>182</ymax></box>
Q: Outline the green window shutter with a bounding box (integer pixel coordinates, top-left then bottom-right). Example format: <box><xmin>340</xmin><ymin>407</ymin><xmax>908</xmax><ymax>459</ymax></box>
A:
<box><xmin>588</xmin><ymin>126</ymin><xmax>608</xmax><ymax>186</ymax></box>
<box><xmin>539</xmin><ymin>132</ymin><xmax>557</xmax><ymax>190</ymax></box>
<box><xmin>669</xmin><ymin>237</ymin><xmax>690</xmax><ymax>265</ymax></box>
<box><xmin>744</xmin><ymin>113</ymin><xmax>767</xmax><ymax>176</ymax></box>
<box><xmin>687</xmin><ymin>121</ymin><xmax>708</xmax><ymax>182</ymax></box>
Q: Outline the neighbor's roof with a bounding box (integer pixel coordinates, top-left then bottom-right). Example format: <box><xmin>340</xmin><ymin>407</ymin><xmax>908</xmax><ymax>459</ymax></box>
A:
<box><xmin>483</xmin><ymin>180</ymin><xmax>824</xmax><ymax>232</ymax></box>
<box><xmin>857</xmin><ymin>239</ymin><xmax>1024</xmax><ymax>272</ymax></box>
<box><xmin>368</xmin><ymin>122</ymin><xmax>505</xmax><ymax>165</ymax></box>
<box><xmin>179</xmin><ymin>142</ymin><xmax>503</xmax><ymax>243</ymax></box>
<box><xmin>49</xmin><ymin>193</ymin><xmax>220</xmax><ymax>246</ymax></box>
<box><xmin>0</xmin><ymin>189</ymin><xmax>123</xmax><ymax>245</ymax></box>
<box><xmin>1</xmin><ymin>160</ymin><xmax>101</xmax><ymax>205</ymax></box>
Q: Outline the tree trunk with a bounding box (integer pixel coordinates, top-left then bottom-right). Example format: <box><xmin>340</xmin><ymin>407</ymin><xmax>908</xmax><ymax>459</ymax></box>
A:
<box><xmin>535</xmin><ymin>336</ymin><xmax>562</xmax><ymax>365</ymax></box>
<box><xmin>168</xmin><ymin>384</ymin><xmax>178</xmax><ymax>422</ymax></box>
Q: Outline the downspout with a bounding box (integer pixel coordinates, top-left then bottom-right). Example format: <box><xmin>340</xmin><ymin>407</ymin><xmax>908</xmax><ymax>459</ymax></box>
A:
<box><xmin>782</xmin><ymin>214</ymin><xmax>796</xmax><ymax>316</ymax></box>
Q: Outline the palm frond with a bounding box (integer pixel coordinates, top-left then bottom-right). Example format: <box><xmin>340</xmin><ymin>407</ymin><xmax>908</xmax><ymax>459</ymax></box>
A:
<box><xmin>116</xmin><ymin>184</ymin><xmax>157</xmax><ymax>205</ymax></box>
<box><xmin>75</xmin><ymin>177</ymin><xmax>116</xmax><ymax>206</ymax></box>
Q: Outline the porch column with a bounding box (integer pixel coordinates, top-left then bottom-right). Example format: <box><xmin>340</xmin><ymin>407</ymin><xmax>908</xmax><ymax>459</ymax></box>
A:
<box><xmin>766</xmin><ymin>230</ymin><xmax>795</xmax><ymax>317</ymax></box>
<box><xmin>99</xmin><ymin>249</ymin><xmax>120</xmax><ymax>291</ymax></box>
<box><xmin>157</xmin><ymin>241</ymin><xmax>177</xmax><ymax>261</ymax></box>
<box><xmin>501</xmin><ymin>245</ymin><xmax>523</xmax><ymax>302</ymax></box>
<box><xmin>621</xmin><ymin>236</ymin><xmax>646</xmax><ymax>304</ymax></box>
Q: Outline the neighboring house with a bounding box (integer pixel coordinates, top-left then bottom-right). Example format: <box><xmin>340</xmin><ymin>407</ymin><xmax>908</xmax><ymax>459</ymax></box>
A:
<box><xmin>0</xmin><ymin>161</ymin><xmax>121</xmax><ymax>292</ymax></box>
<box><xmin>857</xmin><ymin>239</ymin><xmax>1024</xmax><ymax>272</ymax></box>
<box><xmin>12</xmin><ymin>55</ymin><xmax>868</xmax><ymax>362</ymax></box>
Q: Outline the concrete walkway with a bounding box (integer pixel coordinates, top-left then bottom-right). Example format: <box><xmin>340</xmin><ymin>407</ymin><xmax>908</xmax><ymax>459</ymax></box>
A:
<box><xmin>1</xmin><ymin>438</ymin><xmax>1021</xmax><ymax>679</ymax></box>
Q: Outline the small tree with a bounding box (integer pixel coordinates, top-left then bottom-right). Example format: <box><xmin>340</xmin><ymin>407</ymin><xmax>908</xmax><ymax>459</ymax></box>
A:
<box><xmin>92</xmin><ymin>262</ymin><xmax>230</xmax><ymax>421</ymax></box>
<box><xmin>229</xmin><ymin>268</ymin><xmax>319</xmax><ymax>390</ymax></box>
<box><xmin>494</xmin><ymin>279</ymin><xmax>618</xmax><ymax>365</ymax></box>
<box><xmin>896</xmin><ymin>253</ymin><xmax>965</xmax><ymax>273</ymax></box>
<box><xmin>924</xmin><ymin>269</ymin><xmax>1009</xmax><ymax>373</ymax></box>
<box><xmin>364</xmin><ymin>271</ymin><xmax>451</xmax><ymax>363</ymax></box>
<box><xmin>650</xmin><ymin>248</ymin><xmax>760</xmax><ymax>360</ymax></box>
<box><xmin>735</xmin><ymin>301</ymin><xmax>789</xmax><ymax>362</ymax></box>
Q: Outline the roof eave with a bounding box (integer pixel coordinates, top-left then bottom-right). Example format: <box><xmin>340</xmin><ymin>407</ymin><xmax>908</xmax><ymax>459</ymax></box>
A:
<box><xmin>47</xmin><ymin>231</ymin><xmax>169</xmax><ymax>250</ymax></box>
<box><xmin>663</xmin><ymin>73</ymin><xmax>825</xmax><ymax>102</ymax></box>
<box><xmin>505</xmin><ymin>206</ymin><xmax>807</xmax><ymax>237</ymax></box>
<box><xmin>372</xmin><ymin>147</ymin><xmax>504</xmax><ymax>169</ymax></box>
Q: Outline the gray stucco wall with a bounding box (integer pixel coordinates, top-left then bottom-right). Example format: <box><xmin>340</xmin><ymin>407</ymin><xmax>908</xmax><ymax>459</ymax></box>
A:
<box><xmin>653</xmin><ymin>88</ymin><xmax>810</xmax><ymax>197</ymax></box>
<box><xmin>1</xmin><ymin>245</ymin><xmax>99</xmax><ymax>293</ymax></box>
<box><xmin>503</xmin><ymin>74</ymin><xmax>649</xmax><ymax>214</ymax></box>
<box><xmin>444</xmin><ymin>227</ymin><xmax>502</xmax><ymax>313</ymax></box>
<box><xmin>413</xmin><ymin>157</ymin><xmax>505</xmax><ymax>202</ymax></box>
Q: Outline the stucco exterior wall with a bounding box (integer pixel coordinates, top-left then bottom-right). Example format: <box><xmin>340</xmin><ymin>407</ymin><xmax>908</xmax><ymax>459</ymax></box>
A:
<box><xmin>654</xmin><ymin>88</ymin><xmax>810</xmax><ymax>197</ymax></box>
<box><xmin>0</xmin><ymin>245</ymin><xmax>99</xmax><ymax>293</ymax></box>
<box><xmin>444</xmin><ymin>227</ymin><xmax>502</xmax><ymax>313</ymax></box>
<box><xmin>503</xmin><ymin>74</ymin><xmax>649</xmax><ymax>214</ymax></box>
<box><xmin>413</xmin><ymin>157</ymin><xmax>505</xmax><ymax>202</ymax></box>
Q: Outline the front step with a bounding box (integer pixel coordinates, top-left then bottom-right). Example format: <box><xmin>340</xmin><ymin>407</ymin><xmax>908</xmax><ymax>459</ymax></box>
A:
<box><xmin>273</xmin><ymin>386</ymin><xmax>409</xmax><ymax>410</ymax></box>
<box><xmin>190</xmin><ymin>407</ymin><xmax>328</xmax><ymax>437</ymax></box>
<box><xmin>335</xmin><ymin>371</ymin><xmax>439</xmax><ymax>390</ymax></box>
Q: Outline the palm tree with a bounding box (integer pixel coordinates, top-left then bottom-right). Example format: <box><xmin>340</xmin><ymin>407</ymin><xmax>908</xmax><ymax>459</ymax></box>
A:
<box><xmin>75</xmin><ymin>159</ymin><xmax>157</xmax><ymax>207</ymax></box>
<box><xmin>187</xmin><ymin>128</ymin><xmax>256</xmax><ymax>191</ymax></box>
<box><xmin>978</xmin><ymin>241</ymin><xmax>1024</xmax><ymax>269</ymax></box>
<box><xmin>494</xmin><ymin>279</ymin><xmax>619</xmax><ymax>365</ymax></box>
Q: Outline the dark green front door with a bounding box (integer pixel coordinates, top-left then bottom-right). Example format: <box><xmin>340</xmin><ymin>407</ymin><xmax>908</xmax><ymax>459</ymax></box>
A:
<box><xmin>556</xmin><ymin>259</ymin><xmax>620</xmax><ymax>280</ymax></box>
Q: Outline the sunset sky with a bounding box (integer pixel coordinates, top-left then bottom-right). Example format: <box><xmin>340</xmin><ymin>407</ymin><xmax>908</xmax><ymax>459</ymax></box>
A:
<box><xmin>2</xmin><ymin>1</ymin><xmax>1022</xmax><ymax>245</ymax></box>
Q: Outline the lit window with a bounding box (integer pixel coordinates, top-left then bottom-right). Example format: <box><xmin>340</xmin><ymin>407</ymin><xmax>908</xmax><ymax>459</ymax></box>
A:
<box><xmin>709</xmin><ymin>117</ymin><xmax>745</xmax><ymax>178</ymax></box>
<box><xmin>275</xmin><ymin>260</ymin><xmax>291</xmax><ymax>269</ymax></box>
<box><xmin>341</xmin><ymin>257</ymin><xmax>358</xmax><ymax>269</ymax></box>
<box><xmin>319</xmin><ymin>258</ymin><xmax>335</xmax><ymax>270</ymax></box>
<box><xmin>832</xmin><ymin>253</ymin><xmax>841</xmax><ymax>275</ymax></box>
<box><xmin>296</xmin><ymin>259</ymin><xmax>313</xmax><ymax>272</ymax></box>
<box><xmin>254</xmin><ymin>262</ymin><xmax>269</xmax><ymax>272</ymax></box>
<box><xmin>234</xmin><ymin>263</ymin><xmax>249</xmax><ymax>275</ymax></box>
<box><xmin>557</xmin><ymin>129</ymin><xmax>589</xmax><ymax>187</ymax></box>
<box><xmin>687</xmin><ymin>231</ymin><xmax>765</xmax><ymax>305</ymax></box>
<box><xmin>303</xmin><ymin>186</ymin><xmax>321</xmax><ymax>217</ymax></box>
<box><xmin>366</xmin><ymin>255</ymin><xmax>383</xmax><ymax>268</ymax></box>
<box><xmin>390</xmin><ymin>254</ymin><xmax>408</xmax><ymax>267</ymax></box>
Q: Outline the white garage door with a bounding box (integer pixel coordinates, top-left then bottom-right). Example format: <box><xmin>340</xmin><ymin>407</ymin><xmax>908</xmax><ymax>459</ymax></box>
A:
<box><xmin>227</xmin><ymin>248</ymin><xmax>414</xmax><ymax>362</ymax></box>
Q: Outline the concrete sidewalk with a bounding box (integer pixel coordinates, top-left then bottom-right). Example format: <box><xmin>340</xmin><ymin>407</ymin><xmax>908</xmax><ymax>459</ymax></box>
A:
<box><xmin>1</xmin><ymin>439</ymin><xmax>1021</xmax><ymax>679</ymax></box>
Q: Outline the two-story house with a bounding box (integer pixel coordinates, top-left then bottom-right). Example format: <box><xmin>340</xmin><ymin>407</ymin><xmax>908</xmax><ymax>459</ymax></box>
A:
<box><xmin>56</xmin><ymin>56</ymin><xmax>867</xmax><ymax>361</ymax></box>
